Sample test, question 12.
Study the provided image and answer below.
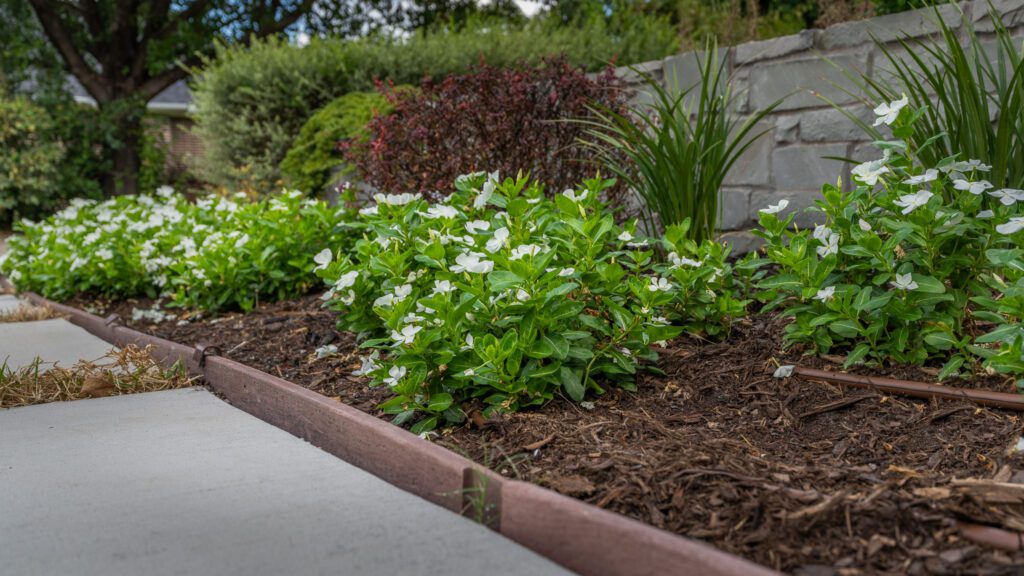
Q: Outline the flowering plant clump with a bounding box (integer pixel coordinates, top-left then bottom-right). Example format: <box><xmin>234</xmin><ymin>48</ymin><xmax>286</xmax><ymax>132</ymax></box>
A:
<box><xmin>0</xmin><ymin>187</ymin><xmax>347</xmax><ymax>312</ymax></box>
<box><xmin>317</xmin><ymin>172</ymin><xmax>741</xmax><ymax>432</ymax></box>
<box><xmin>756</xmin><ymin>96</ymin><xmax>1024</xmax><ymax>384</ymax></box>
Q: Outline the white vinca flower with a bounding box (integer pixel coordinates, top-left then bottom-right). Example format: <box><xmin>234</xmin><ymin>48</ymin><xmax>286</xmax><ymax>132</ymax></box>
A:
<box><xmin>891</xmin><ymin>272</ymin><xmax>918</xmax><ymax>291</ymax></box>
<box><xmin>374</xmin><ymin>192</ymin><xmax>419</xmax><ymax>206</ymax></box>
<box><xmin>96</xmin><ymin>248</ymin><xmax>114</xmax><ymax>260</ymax></box>
<box><xmin>997</xmin><ymin>217</ymin><xmax>1024</xmax><ymax>235</ymax></box>
<box><xmin>431</xmin><ymin>280</ymin><xmax>455</xmax><ymax>295</ymax></box>
<box><xmin>977</xmin><ymin>210</ymin><xmax>995</xmax><ymax>219</ymax></box>
<box><xmin>893</xmin><ymin>189</ymin><xmax>933</xmax><ymax>215</ymax></box>
<box><xmin>313</xmin><ymin>248</ymin><xmax>332</xmax><ymax>271</ymax></box>
<box><xmin>988</xmin><ymin>188</ymin><xmax>1024</xmax><ymax>206</ymax></box>
<box><xmin>359</xmin><ymin>205</ymin><xmax>379</xmax><ymax>216</ymax></box>
<box><xmin>952</xmin><ymin>179</ymin><xmax>994</xmax><ymax>195</ymax></box>
<box><xmin>816</xmin><ymin>233</ymin><xmax>840</xmax><ymax>258</ymax></box>
<box><xmin>383</xmin><ymin>365</ymin><xmax>407</xmax><ymax>386</ymax></box>
<box><xmin>391</xmin><ymin>325</ymin><xmax>423</xmax><ymax>346</ymax></box>
<box><xmin>812</xmin><ymin>225</ymin><xmax>832</xmax><ymax>242</ymax></box>
<box><xmin>451</xmin><ymin>252</ymin><xmax>494</xmax><ymax>274</ymax></box>
<box><xmin>334</xmin><ymin>270</ymin><xmax>359</xmax><ymax>290</ymax></box>
<box><xmin>873</xmin><ymin>93</ymin><xmax>909</xmax><ymax>126</ymax></box>
<box><xmin>465</xmin><ymin>220</ymin><xmax>490</xmax><ymax>234</ymax></box>
<box><xmin>562</xmin><ymin>189</ymin><xmax>587</xmax><ymax>203</ymax></box>
<box><xmin>668</xmin><ymin>252</ymin><xmax>701</xmax><ymax>268</ymax></box>
<box><xmin>485</xmin><ymin>227</ymin><xmax>509</xmax><ymax>253</ymax></box>
<box><xmin>558</xmin><ymin>267</ymin><xmax>575</xmax><ymax>277</ymax></box>
<box><xmin>510</xmin><ymin>244</ymin><xmax>542</xmax><ymax>260</ymax></box>
<box><xmin>473</xmin><ymin>176</ymin><xmax>497</xmax><ymax>209</ymax></box>
<box><xmin>759</xmin><ymin>199</ymin><xmax>789</xmax><ymax>214</ymax></box>
<box><xmin>424</xmin><ymin>205</ymin><xmax>460</xmax><ymax>219</ymax></box>
<box><xmin>814</xmin><ymin>286</ymin><xmax>836</xmax><ymax>302</ymax></box>
<box><xmin>648</xmin><ymin>277</ymin><xmax>672</xmax><ymax>292</ymax></box>
<box><xmin>903</xmin><ymin>169</ymin><xmax>939</xmax><ymax>185</ymax></box>
<box><xmin>515</xmin><ymin>288</ymin><xmax>530</xmax><ymax>301</ymax></box>
<box><xmin>851</xmin><ymin>157</ymin><xmax>890</xmax><ymax>186</ymax></box>
<box><xmin>944</xmin><ymin>159</ymin><xmax>991</xmax><ymax>173</ymax></box>
<box><xmin>617</xmin><ymin>230</ymin><xmax>634</xmax><ymax>242</ymax></box>
<box><xmin>858</xmin><ymin>219</ymin><xmax>872</xmax><ymax>232</ymax></box>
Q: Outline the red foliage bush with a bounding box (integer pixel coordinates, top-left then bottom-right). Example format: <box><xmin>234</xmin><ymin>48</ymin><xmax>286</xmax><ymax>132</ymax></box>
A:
<box><xmin>344</xmin><ymin>58</ymin><xmax>628</xmax><ymax>202</ymax></box>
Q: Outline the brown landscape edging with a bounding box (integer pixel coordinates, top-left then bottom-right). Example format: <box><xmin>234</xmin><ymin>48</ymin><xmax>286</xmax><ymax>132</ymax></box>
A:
<box><xmin>19</xmin><ymin>290</ymin><xmax>778</xmax><ymax>576</ymax></box>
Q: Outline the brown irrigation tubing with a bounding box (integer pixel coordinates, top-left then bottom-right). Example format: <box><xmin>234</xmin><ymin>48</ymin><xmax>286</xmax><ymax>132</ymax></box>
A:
<box><xmin>793</xmin><ymin>366</ymin><xmax>1024</xmax><ymax>411</ymax></box>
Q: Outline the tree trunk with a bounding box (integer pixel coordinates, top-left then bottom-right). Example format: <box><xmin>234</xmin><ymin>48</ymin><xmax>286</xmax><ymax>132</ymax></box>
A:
<box><xmin>102</xmin><ymin>102</ymin><xmax>146</xmax><ymax>196</ymax></box>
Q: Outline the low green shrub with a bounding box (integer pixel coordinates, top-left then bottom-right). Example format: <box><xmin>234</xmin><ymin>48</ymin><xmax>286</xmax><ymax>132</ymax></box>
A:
<box><xmin>756</xmin><ymin>97</ymin><xmax>1024</xmax><ymax>385</ymax></box>
<box><xmin>0</xmin><ymin>96</ymin><xmax>64</xmax><ymax>226</ymax></box>
<box><xmin>0</xmin><ymin>188</ymin><xmax>348</xmax><ymax>311</ymax></box>
<box><xmin>281</xmin><ymin>91</ymin><xmax>393</xmax><ymax>194</ymax></box>
<box><xmin>315</xmin><ymin>172</ymin><xmax>743</xmax><ymax>432</ymax></box>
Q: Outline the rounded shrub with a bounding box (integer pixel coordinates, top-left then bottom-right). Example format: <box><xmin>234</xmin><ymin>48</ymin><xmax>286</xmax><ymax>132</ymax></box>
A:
<box><xmin>280</xmin><ymin>90</ymin><xmax>394</xmax><ymax>195</ymax></box>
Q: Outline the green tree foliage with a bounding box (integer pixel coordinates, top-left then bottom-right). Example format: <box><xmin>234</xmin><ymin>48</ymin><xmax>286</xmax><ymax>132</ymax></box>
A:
<box><xmin>0</xmin><ymin>96</ymin><xmax>64</xmax><ymax>225</ymax></box>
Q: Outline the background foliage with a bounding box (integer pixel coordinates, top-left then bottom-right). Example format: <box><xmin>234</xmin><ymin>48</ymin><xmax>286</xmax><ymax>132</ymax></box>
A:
<box><xmin>345</xmin><ymin>59</ymin><xmax>628</xmax><ymax>201</ymax></box>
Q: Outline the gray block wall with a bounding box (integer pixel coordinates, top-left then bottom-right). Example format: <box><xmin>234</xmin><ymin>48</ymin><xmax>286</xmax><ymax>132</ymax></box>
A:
<box><xmin>616</xmin><ymin>0</ymin><xmax>1024</xmax><ymax>252</ymax></box>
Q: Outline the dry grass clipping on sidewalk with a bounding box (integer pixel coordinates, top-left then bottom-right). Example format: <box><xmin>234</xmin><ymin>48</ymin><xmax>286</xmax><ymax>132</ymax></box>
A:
<box><xmin>0</xmin><ymin>345</ymin><xmax>197</xmax><ymax>408</ymax></box>
<box><xmin>0</xmin><ymin>303</ymin><xmax>63</xmax><ymax>323</ymax></box>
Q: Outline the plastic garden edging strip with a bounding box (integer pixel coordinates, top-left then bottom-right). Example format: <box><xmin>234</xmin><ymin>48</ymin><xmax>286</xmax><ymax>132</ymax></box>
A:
<box><xmin>17</xmin><ymin>288</ymin><xmax>778</xmax><ymax>576</ymax></box>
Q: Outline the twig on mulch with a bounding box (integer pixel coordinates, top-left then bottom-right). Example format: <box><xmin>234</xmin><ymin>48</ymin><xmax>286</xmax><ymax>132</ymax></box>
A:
<box><xmin>0</xmin><ymin>345</ymin><xmax>197</xmax><ymax>408</ymax></box>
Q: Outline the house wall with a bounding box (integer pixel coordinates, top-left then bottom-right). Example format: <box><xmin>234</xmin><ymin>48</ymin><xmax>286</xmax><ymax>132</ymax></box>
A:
<box><xmin>615</xmin><ymin>0</ymin><xmax>1024</xmax><ymax>252</ymax></box>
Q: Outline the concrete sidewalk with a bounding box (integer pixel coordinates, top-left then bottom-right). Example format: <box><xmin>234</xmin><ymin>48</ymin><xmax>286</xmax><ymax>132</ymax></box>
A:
<box><xmin>1</xmin><ymin>316</ymin><xmax>117</xmax><ymax>371</ymax></box>
<box><xmin>0</xmin><ymin>388</ymin><xmax>572</xmax><ymax>576</ymax></box>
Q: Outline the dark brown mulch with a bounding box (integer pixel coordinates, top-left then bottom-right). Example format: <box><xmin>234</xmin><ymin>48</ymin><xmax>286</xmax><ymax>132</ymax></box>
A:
<box><xmin>73</xmin><ymin>294</ymin><xmax>1024</xmax><ymax>575</ymax></box>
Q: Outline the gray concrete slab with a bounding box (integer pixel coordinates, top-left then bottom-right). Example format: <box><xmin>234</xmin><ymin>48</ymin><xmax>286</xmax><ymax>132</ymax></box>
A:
<box><xmin>0</xmin><ymin>388</ymin><xmax>572</xmax><ymax>576</ymax></box>
<box><xmin>0</xmin><ymin>317</ymin><xmax>116</xmax><ymax>370</ymax></box>
<box><xmin>0</xmin><ymin>294</ymin><xmax>22</xmax><ymax>313</ymax></box>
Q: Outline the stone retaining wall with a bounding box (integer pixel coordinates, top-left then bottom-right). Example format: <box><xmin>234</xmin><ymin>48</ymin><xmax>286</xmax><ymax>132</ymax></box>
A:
<box><xmin>616</xmin><ymin>0</ymin><xmax>1024</xmax><ymax>251</ymax></box>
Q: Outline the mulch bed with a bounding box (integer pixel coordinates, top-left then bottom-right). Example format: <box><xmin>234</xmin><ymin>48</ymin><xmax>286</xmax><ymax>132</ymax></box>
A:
<box><xmin>71</xmin><ymin>293</ymin><xmax>1024</xmax><ymax>574</ymax></box>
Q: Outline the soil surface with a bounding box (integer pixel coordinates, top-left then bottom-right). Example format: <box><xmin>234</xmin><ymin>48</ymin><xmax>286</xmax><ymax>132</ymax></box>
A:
<box><xmin>73</xmin><ymin>294</ymin><xmax>1024</xmax><ymax>575</ymax></box>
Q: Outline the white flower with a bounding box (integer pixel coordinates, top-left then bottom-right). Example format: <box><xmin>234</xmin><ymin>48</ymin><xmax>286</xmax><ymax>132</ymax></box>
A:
<box><xmin>156</xmin><ymin>185</ymin><xmax>175</xmax><ymax>198</ymax></box>
<box><xmin>313</xmin><ymin>248</ymin><xmax>332</xmax><ymax>271</ymax></box>
<box><xmin>558</xmin><ymin>267</ymin><xmax>575</xmax><ymax>277</ymax></box>
<box><xmin>391</xmin><ymin>325</ymin><xmax>423</xmax><ymax>346</ymax></box>
<box><xmin>851</xmin><ymin>157</ymin><xmax>890</xmax><ymax>186</ymax></box>
<box><xmin>359</xmin><ymin>205</ymin><xmax>379</xmax><ymax>217</ymax></box>
<box><xmin>814</xmin><ymin>286</ymin><xmax>836</xmax><ymax>302</ymax></box>
<box><xmin>668</xmin><ymin>252</ymin><xmax>701</xmax><ymax>268</ymax></box>
<box><xmin>648</xmin><ymin>277</ymin><xmax>672</xmax><ymax>292</ymax></box>
<box><xmin>431</xmin><ymin>280</ymin><xmax>455</xmax><ymax>295</ymax></box>
<box><xmin>334</xmin><ymin>270</ymin><xmax>359</xmax><ymax>290</ymax></box>
<box><xmin>989</xmin><ymin>188</ymin><xmax>1024</xmax><ymax>206</ymax></box>
<box><xmin>315</xmin><ymin>344</ymin><xmax>338</xmax><ymax>359</ymax></box>
<box><xmin>383</xmin><ymin>365</ymin><xmax>407</xmax><ymax>386</ymax></box>
<box><xmin>462</xmin><ymin>334</ymin><xmax>475</xmax><ymax>351</ymax></box>
<box><xmin>816</xmin><ymin>233</ymin><xmax>840</xmax><ymax>257</ymax></box>
<box><xmin>473</xmin><ymin>177</ymin><xmax>497</xmax><ymax>209</ymax></box>
<box><xmin>451</xmin><ymin>252</ymin><xmax>494</xmax><ymax>274</ymax></box>
<box><xmin>773</xmin><ymin>365</ymin><xmax>795</xmax><ymax>378</ymax></box>
<box><xmin>485</xmin><ymin>227</ymin><xmax>509</xmax><ymax>253</ymax></box>
<box><xmin>562</xmin><ymin>189</ymin><xmax>588</xmax><ymax>202</ymax></box>
<box><xmin>651</xmin><ymin>316</ymin><xmax>670</xmax><ymax>325</ymax></box>
<box><xmin>96</xmin><ymin>248</ymin><xmax>113</xmax><ymax>260</ymax></box>
<box><xmin>424</xmin><ymin>205</ymin><xmax>460</xmax><ymax>219</ymax></box>
<box><xmin>903</xmin><ymin>169</ymin><xmax>939</xmax><ymax>185</ymax></box>
<box><xmin>978</xmin><ymin>210</ymin><xmax>995</xmax><ymax>219</ymax></box>
<box><xmin>463</xmin><ymin>368</ymin><xmax>475</xmax><ymax>377</ymax></box>
<box><xmin>944</xmin><ymin>159</ymin><xmax>991</xmax><ymax>173</ymax></box>
<box><xmin>510</xmin><ymin>244</ymin><xmax>542</xmax><ymax>260</ymax></box>
<box><xmin>374</xmin><ymin>192</ymin><xmax>420</xmax><ymax>206</ymax></box>
<box><xmin>997</xmin><ymin>217</ymin><xmax>1024</xmax><ymax>235</ymax></box>
<box><xmin>858</xmin><ymin>219</ymin><xmax>872</xmax><ymax>232</ymax></box>
<box><xmin>891</xmin><ymin>272</ymin><xmax>918</xmax><ymax>291</ymax></box>
<box><xmin>515</xmin><ymin>288</ymin><xmax>530</xmax><ymax>301</ymax></box>
<box><xmin>812</xmin><ymin>225</ymin><xmax>832</xmax><ymax>242</ymax></box>
<box><xmin>394</xmin><ymin>284</ymin><xmax>413</xmax><ymax>300</ymax></box>
<box><xmin>465</xmin><ymin>220</ymin><xmax>490</xmax><ymax>234</ymax></box>
<box><xmin>873</xmin><ymin>94</ymin><xmax>909</xmax><ymax>126</ymax></box>
<box><xmin>952</xmin><ymin>179</ymin><xmax>994</xmax><ymax>195</ymax></box>
<box><xmin>893</xmin><ymin>189</ymin><xmax>933</xmax><ymax>214</ymax></box>
<box><xmin>759</xmin><ymin>199</ymin><xmax>789</xmax><ymax>215</ymax></box>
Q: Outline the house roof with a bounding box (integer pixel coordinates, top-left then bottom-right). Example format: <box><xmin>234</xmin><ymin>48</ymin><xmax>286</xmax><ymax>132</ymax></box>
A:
<box><xmin>68</xmin><ymin>76</ymin><xmax>194</xmax><ymax>116</ymax></box>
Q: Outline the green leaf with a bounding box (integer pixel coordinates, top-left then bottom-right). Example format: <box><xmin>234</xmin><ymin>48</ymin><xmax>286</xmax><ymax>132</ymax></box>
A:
<box><xmin>529</xmin><ymin>333</ymin><xmax>570</xmax><ymax>360</ymax></box>
<box><xmin>559</xmin><ymin>366</ymin><xmax>584</xmax><ymax>401</ymax></box>
<box><xmin>427</xmin><ymin>393</ymin><xmax>453</xmax><ymax>413</ymax></box>
<box><xmin>912</xmin><ymin>275</ymin><xmax>946</xmax><ymax>294</ymax></box>
<box><xmin>410</xmin><ymin>417</ymin><xmax>438</xmax><ymax>435</ymax></box>
<box><xmin>923</xmin><ymin>331</ymin><xmax>957</xmax><ymax>351</ymax></box>
<box><xmin>829</xmin><ymin>319</ymin><xmax>861</xmax><ymax>338</ymax></box>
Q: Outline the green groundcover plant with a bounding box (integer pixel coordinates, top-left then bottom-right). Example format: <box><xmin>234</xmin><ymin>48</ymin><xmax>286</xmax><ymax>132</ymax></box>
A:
<box><xmin>756</xmin><ymin>96</ymin><xmax>1024</xmax><ymax>386</ymax></box>
<box><xmin>315</xmin><ymin>172</ymin><xmax>746</xmax><ymax>432</ymax></box>
<box><xmin>0</xmin><ymin>188</ymin><xmax>347</xmax><ymax>312</ymax></box>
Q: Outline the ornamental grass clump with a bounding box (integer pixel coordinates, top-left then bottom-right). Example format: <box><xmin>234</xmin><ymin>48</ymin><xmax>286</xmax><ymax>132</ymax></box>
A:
<box><xmin>756</xmin><ymin>96</ymin><xmax>1024</xmax><ymax>385</ymax></box>
<box><xmin>316</xmin><ymin>172</ymin><xmax>744</xmax><ymax>432</ymax></box>
<box><xmin>0</xmin><ymin>187</ymin><xmax>348</xmax><ymax>312</ymax></box>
